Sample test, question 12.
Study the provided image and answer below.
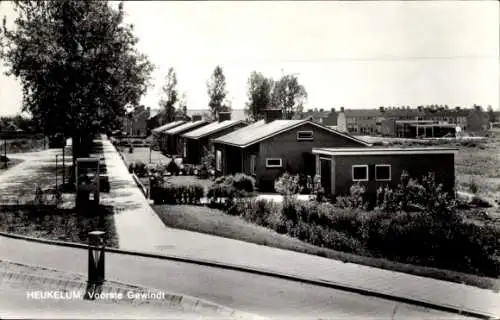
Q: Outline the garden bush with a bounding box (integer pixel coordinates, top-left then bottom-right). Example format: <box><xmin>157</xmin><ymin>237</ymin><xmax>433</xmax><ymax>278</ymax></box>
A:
<box><xmin>207</xmin><ymin>174</ymin><xmax>256</xmax><ymax>211</ymax></box>
<box><xmin>274</xmin><ymin>172</ymin><xmax>302</xmax><ymax>196</ymax></box>
<box><xmin>127</xmin><ymin>161</ymin><xmax>148</xmax><ymax>177</ymax></box>
<box><xmin>223</xmin><ymin>175</ymin><xmax>500</xmax><ymax>277</ymax></box>
<box><xmin>151</xmin><ymin>183</ymin><xmax>204</xmax><ymax>205</ymax></box>
<box><xmin>335</xmin><ymin>183</ymin><xmax>369</xmax><ymax>210</ymax></box>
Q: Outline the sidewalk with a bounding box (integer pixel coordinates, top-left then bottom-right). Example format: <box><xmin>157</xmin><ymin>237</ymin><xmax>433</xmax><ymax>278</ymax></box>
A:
<box><xmin>0</xmin><ymin>259</ymin><xmax>258</xmax><ymax>319</ymax></box>
<box><xmin>96</xmin><ymin>135</ymin><xmax>500</xmax><ymax>317</ymax></box>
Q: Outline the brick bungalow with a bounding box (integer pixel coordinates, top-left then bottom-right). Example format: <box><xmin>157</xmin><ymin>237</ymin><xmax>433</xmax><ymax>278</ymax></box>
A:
<box><xmin>212</xmin><ymin>109</ymin><xmax>371</xmax><ymax>191</ymax></box>
<box><xmin>312</xmin><ymin>147</ymin><xmax>458</xmax><ymax>198</ymax></box>
<box><xmin>181</xmin><ymin>112</ymin><xmax>247</xmax><ymax>165</ymax></box>
<box><xmin>151</xmin><ymin>120</ymin><xmax>186</xmax><ymax>150</ymax></box>
<box><xmin>161</xmin><ymin>115</ymin><xmax>208</xmax><ymax>156</ymax></box>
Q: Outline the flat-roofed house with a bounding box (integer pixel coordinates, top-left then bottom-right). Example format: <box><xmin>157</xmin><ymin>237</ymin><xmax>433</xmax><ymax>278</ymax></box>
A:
<box><xmin>212</xmin><ymin>109</ymin><xmax>371</xmax><ymax>191</ymax></box>
<box><xmin>312</xmin><ymin>147</ymin><xmax>458</xmax><ymax>199</ymax></box>
<box><xmin>181</xmin><ymin>112</ymin><xmax>247</xmax><ymax>165</ymax></box>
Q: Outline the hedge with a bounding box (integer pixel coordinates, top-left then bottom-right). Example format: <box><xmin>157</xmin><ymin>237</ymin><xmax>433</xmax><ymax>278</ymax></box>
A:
<box><xmin>151</xmin><ymin>183</ymin><xmax>204</xmax><ymax>205</ymax></box>
<box><xmin>228</xmin><ymin>198</ymin><xmax>500</xmax><ymax>278</ymax></box>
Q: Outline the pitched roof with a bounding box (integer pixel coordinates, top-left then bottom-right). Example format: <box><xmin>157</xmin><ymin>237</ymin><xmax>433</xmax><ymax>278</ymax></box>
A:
<box><xmin>152</xmin><ymin>120</ymin><xmax>186</xmax><ymax>133</ymax></box>
<box><xmin>213</xmin><ymin>119</ymin><xmax>371</xmax><ymax>148</ymax></box>
<box><xmin>181</xmin><ymin>120</ymin><xmax>245</xmax><ymax>140</ymax></box>
<box><xmin>164</xmin><ymin>119</ymin><xmax>209</xmax><ymax>135</ymax></box>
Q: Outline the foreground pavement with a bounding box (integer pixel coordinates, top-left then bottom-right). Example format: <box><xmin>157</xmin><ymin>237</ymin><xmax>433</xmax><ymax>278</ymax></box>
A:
<box><xmin>96</xmin><ymin>135</ymin><xmax>500</xmax><ymax>318</ymax></box>
<box><xmin>0</xmin><ymin>236</ymin><xmax>472</xmax><ymax>319</ymax></box>
<box><xmin>0</xmin><ymin>260</ymin><xmax>258</xmax><ymax>319</ymax></box>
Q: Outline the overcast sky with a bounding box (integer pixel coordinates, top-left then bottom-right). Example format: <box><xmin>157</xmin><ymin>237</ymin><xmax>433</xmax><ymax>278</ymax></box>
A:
<box><xmin>0</xmin><ymin>1</ymin><xmax>498</xmax><ymax>116</ymax></box>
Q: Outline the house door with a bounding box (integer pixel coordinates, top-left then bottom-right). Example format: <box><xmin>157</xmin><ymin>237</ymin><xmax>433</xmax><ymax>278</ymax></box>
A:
<box><xmin>303</xmin><ymin>152</ymin><xmax>316</xmax><ymax>177</ymax></box>
<box><xmin>320</xmin><ymin>158</ymin><xmax>332</xmax><ymax>195</ymax></box>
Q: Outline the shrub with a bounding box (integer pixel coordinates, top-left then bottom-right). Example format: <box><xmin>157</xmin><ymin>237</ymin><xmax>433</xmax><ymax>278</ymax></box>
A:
<box><xmin>207</xmin><ymin>174</ymin><xmax>255</xmax><ymax>204</ymax></box>
<box><xmin>134</xmin><ymin>161</ymin><xmax>147</xmax><ymax>177</ymax></box>
<box><xmin>151</xmin><ymin>182</ymin><xmax>204</xmax><ymax>205</ymax></box>
<box><xmin>274</xmin><ymin>172</ymin><xmax>302</xmax><ymax>196</ymax></box>
<box><xmin>232</xmin><ymin>173</ymin><xmax>255</xmax><ymax>193</ymax></box>
<box><xmin>128</xmin><ymin>162</ymin><xmax>135</xmax><ymax>173</ymax></box>
<box><xmin>225</xmin><ymin>186</ymin><xmax>500</xmax><ymax>277</ymax></box>
<box><xmin>335</xmin><ymin>182</ymin><xmax>368</xmax><ymax>209</ymax></box>
<box><xmin>468</xmin><ymin>178</ymin><xmax>479</xmax><ymax>194</ymax></box>
<box><xmin>199</xmin><ymin>147</ymin><xmax>215</xmax><ymax>179</ymax></box>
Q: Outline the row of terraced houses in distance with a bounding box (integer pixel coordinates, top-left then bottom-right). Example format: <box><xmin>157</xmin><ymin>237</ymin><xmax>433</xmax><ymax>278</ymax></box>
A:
<box><xmin>122</xmin><ymin>105</ymin><xmax>500</xmax><ymax>140</ymax></box>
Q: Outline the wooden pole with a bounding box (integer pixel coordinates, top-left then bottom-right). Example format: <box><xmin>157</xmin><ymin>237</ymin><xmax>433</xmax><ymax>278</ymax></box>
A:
<box><xmin>62</xmin><ymin>145</ymin><xmax>66</xmax><ymax>184</ymax></box>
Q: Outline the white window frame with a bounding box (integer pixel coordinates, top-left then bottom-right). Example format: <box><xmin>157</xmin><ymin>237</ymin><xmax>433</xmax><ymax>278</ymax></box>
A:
<box><xmin>297</xmin><ymin>130</ymin><xmax>314</xmax><ymax>141</ymax></box>
<box><xmin>215</xmin><ymin>150</ymin><xmax>222</xmax><ymax>171</ymax></box>
<box><xmin>265</xmin><ymin>158</ymin><xmax>282</xmax><ymax>168</ymax></box>
<box><xmin>250</xmin><ymin>155</ymin><xmax>257</xmax><ymax>175</ymax></box>
<box><xmin>183</xmin><ymin>141</ymin><xmax>187</xmax><ymax>158</ymax></box>
<box><xmin>352</xmin><ymin>165</ymin><xmax>369</xmax><ymax>182</ymax></box>
<box><xmin>375</xmin><ymin>164</ymin><xmax>391</xmax><ymax>181</ymax></box>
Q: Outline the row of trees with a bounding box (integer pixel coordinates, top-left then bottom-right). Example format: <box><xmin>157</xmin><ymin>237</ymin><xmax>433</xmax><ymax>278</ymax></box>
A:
<box><xmin>158</xmin><ymin>66</ymin><xmax>309</xmax><ymax>123</ymax></box>
<box><xmin>1</xmin><ymin>0</ymin><xmax>154</xmax><ymax>165</ymax></box>
<box><xmin>1</xmin><ymin>0</ymin><xmax>309</xmax><ymax>165</ymax></box>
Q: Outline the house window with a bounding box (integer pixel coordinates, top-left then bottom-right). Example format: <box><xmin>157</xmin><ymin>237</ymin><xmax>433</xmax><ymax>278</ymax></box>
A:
<box><xmin>183</xmin><ymin>141</ymin><xmax>187</xmax><ymax>158</ymax></box>
<box><xmin>250</xmin><ymin>155</ymin><xmax>256</xmax><ymax>175</ymax></box>
<box><xmin>352</xmin><ymin>165</ymin><xmax>368</xmax><ymax>182</ymax></box>
<box><xmin>375</xmin><ymin>164</ymin><xmax>391</xmax><ymax>181</ymax></box>
<box><xmin>265</xmin><ymin>158</ymin><xmax>282</xmax><ymax>168</ymax></box>
<box><xmin>297</xmin><ymin>131</ymin><xmax>314</xmax><ymax>141</ymax></box>
<box><xmin>216</xmin><ymin>150</ymin><xmax>222</xmax><ymax>171</ymax></box>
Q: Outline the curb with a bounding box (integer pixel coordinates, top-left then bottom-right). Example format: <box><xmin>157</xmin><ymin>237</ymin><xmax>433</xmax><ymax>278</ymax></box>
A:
<box><xmin>0</xmin><ymin>231</ymin><xmax>495</xmax><ymax>319</ymax></box>
<box><xmin>0</xmin><ymin>260</ymin><xmax>264</xmax><ymax>319</ymax></box>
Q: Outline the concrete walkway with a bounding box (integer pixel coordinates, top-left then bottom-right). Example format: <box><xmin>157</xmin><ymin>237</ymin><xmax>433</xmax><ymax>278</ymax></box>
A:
<box><xmin>52</xmin><ymin>135</ymin><xmax>500</xmax><ymax>318</ymax></box>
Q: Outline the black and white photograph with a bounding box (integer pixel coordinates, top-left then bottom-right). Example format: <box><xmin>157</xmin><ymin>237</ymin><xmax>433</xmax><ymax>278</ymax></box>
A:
<box><xmin>0</xmin><ymin>0</ymin><xmax>499</xmax><ymax>319</ymax></box>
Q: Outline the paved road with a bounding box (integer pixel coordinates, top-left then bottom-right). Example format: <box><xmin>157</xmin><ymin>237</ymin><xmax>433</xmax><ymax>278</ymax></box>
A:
<box><xmin>0</xmin><ymin>283</ymin><xmax>202</xmax><ymax>319</ymax></box>
<box><xmin>0</xmin><ymin>237</ymin><xmax>470</xmax><ymax>319</ymax></box>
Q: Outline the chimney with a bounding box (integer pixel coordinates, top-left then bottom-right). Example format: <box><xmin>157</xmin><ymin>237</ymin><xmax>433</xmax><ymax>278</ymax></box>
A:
<box><xmin>340</xmin><ymin>107</ymin><xmax>345</xmax><ymax>113</ymax></box>
<box><xmin>264</xmin><ymin>108</ymin><xmax>283</xmax><ymax>123</ymax></box>
<box><xmin>379</xmin><ymin>106</ymin><xmax>385</xmax><ymax>113</ymax></box>
<box><xmin>192</xmin><ymin>114</ymin><xmax>202</xmax><ymax>122</ymax></box>
<box><xmin>455</xmin><ymin>106</ymin><xmax>461</xmax><ymax>110</ymax></box>
<box><xmin>319</xmin><ymin>108</ymin><xmax>324</xmax><ymax>112</ymax></box>
<box><xmin>218</xmin><ymin>111</ymin><xmax>231</xmax><ymax>122</ymax></box>
<box><xmin>331</xmin><ymin>108</ymin><xmax>336</xmax><ymax>113</ymax></box>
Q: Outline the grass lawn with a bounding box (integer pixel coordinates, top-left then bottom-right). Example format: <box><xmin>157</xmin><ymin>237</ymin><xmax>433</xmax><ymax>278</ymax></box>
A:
<box><xmin>120</xmin><ymin>147</ymin><xmax>171</xmax><ymax>166</ymax></box>
<box><xmin>0</xmin><ymin>138</ymin><xmax>47</xmax><ymax>154</ymax></box>
<box><xmin>455</xmin><ymin>132</ymin><xmax>500</xmax><ymax>201</ymax></box>
<box><xmin>152</xmin><ymin>203</ymin><xmax>500</xmax><ymax>291</ymax></box>
<box><xmin>0</xmin><ymin>204</ymin><xmax>119</xmax><ymax>247</ymax></box>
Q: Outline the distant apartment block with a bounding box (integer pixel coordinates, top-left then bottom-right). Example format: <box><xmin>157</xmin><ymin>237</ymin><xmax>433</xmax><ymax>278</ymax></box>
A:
<box><xmin>335</xmin><ymin>106</ymin><xmax>489</xmax><ymax>137</ymax></box>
